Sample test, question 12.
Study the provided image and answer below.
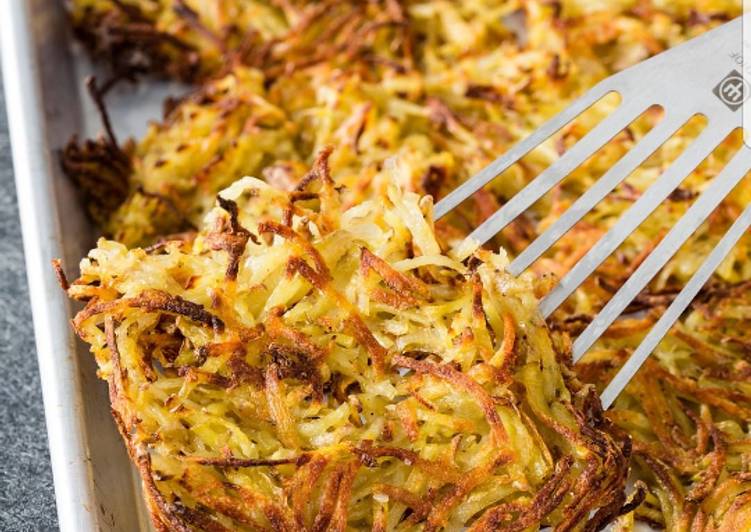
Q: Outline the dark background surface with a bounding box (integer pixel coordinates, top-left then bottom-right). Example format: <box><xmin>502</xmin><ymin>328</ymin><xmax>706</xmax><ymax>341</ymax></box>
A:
<box><xmin>0</xmin><ymin>73</ymin><xmax>59</xmax><ymax>529</ymax></box>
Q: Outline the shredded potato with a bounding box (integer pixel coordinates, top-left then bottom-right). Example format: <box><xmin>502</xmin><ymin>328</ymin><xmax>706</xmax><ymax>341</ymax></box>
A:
<box><xmin>67</xmin><ymin>156</ymin><xmax>636</xmax><ymax>530</ymax></box>
<box><xmin>61</xmin><ymin>0</ymin><xmax>751</xmax><ymax>530</ymax></box>
<box><xmin>64</xmin><ymin>1</ymin><xmax>743</xmax><ymax>249</ymax></box>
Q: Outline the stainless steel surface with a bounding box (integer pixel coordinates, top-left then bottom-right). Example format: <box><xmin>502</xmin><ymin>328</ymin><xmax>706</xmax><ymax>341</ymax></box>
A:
<box><xmin>436</xmin><ymin>16</ymin><xmax>751</xmax><ymax>405</ymax></box>
<box><xmin>0</xmin><ymin>1</ymin><xmax>159</xmax><ymax>530</ymax></box>
<box><xmin>464</xmin><ymin>101</ymin><xmax>644</xmax><ymax>248</ymax></box>
<box><xmin>0</xmin><ymin>0</ymin><xmax>747</xmax><ymax>529</ymax></box>
<box><xmin>538</xmin><ymin>123</ymin><xmax>733</xmax><ymax>317</ymax></box>
<box><xmin>433</xmin><ymin>80</ymin><xmax>613</xmax><ymax>220</ymax></box>
<box><xmin>572</xmin><ymin>147</ymin><xmax>751</xmax><ymax>360</ymax></box>
<box><xmin>600</xmin><ymin>200</ymin><xmax>751</xmax><ymax>408</ymax></box>
<box><xmin>506</xmin><ymin>113</ymin><xmax>684</xmax><ymax>277</ymax></box>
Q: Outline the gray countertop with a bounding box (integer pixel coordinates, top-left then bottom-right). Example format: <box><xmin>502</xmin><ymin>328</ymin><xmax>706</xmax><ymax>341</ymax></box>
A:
<box><xmin>0</xmin><ymin>73</ymin><xmax>58</xmax><ymax>529</ymax></box>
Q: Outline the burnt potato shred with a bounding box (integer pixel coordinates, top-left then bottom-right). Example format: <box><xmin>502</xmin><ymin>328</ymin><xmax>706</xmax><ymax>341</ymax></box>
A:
<box><xmin>62</xmin><ymin>1</ymin><xmax>751</xmax><ymax>530</ymax></box>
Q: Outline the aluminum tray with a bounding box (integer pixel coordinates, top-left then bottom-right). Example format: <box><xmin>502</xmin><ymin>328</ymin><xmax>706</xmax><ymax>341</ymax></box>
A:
<box><xmin>0</xmin><ymin>1</ymin><xmax>182</xmax><ymax>529</ymax></box>
<box><xmin>0</xmin><ymin>3</ymin><xmax>658</xmax><ymax>531</ymax></box>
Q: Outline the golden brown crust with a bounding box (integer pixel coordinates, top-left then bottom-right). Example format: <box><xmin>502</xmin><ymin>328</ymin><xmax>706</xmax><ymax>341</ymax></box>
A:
<box><xmin>67</xmin><ymin>167</ymin><xmax>637</xmax><ymax>530</ymax></box>
<box><xmin>62</xmin><ymin>1</ymin><xmax>751</xmax><ymax>528</ymax></box>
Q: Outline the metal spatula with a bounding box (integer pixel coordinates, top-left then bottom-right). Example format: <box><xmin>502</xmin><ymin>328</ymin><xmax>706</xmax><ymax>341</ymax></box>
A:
<box><xmin>434</xmin><ymin>15</ymin><xmax>751</xmax><ymax>408</ymax></box>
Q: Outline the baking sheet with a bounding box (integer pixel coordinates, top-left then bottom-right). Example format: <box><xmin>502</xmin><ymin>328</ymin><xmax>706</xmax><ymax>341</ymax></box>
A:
<box><xmin>0</xmin><ymin>2</ymin><xmax>660</xmax><ymax>531</ymax></box>
<box><xmin>0</xmin><ymin>1</ymin><xmax>171</xmax><ymax>529</ymax></box>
